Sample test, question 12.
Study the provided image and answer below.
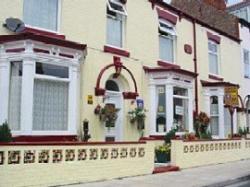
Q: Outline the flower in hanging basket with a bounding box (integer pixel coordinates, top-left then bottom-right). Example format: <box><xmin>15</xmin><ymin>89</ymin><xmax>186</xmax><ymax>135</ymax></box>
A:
<box><xmin>99</xmin><ymin>104</ymin><xmax>120</xmax><ymax>128</ymax></box>
<box><xmin>128</xmin><ymin>108</ymin><xmax>146</xmax><ymax>130</ymax></box>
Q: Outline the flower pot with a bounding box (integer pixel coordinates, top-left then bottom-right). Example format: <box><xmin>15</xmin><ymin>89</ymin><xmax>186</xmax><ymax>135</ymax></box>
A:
<box><xmin>155</xmin><ymin>152</ymin><xmax>170</xmax><ymax>163</ymax></box>
<box><xmin>137</xmin><ymin>119</ymin><xmax>145</xmax><ymax>130</ymax></box>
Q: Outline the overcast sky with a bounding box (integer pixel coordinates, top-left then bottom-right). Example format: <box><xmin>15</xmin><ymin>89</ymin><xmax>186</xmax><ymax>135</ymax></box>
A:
<box><xmin>225</xmin><ymin>0</ymin><xmax>244</xmax><ymax>6</ymax></box>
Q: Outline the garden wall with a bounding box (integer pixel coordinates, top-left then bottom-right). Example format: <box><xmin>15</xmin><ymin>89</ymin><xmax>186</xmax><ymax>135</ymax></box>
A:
<box><xmin>171</xmin><ymin>138</ymin><xmax>250</xmax><ymax>168</ymax></box>
<box><xmin>0</xmin><ymin>141</ymin><xmax>154</xmax><ymax>187</ymax></box>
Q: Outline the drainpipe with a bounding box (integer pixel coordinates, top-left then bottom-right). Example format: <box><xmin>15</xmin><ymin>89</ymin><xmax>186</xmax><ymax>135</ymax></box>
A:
<box><xmin>193</xmin><ymin>20</ymin><xmax>199</xmax><ymax>115</ymax></box>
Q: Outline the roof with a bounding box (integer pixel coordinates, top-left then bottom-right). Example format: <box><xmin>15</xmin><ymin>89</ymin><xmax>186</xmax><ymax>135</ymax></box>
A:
<box><xmin>169</xmin><ymin>0</ymin><xmax>240</xmax><ymax>41</ymax></box>
<box><xmin>143</xmin><ymin>66</ymin><xmax>198</xmax><ymax>78</ymax></box>
<box><xmin>0</xmin><ymin>32</ymin><xmax>86</xmax><ymax>51</ymax></box>
<box><xmin>239</xmin><ymin>18</ymin><xmax>250</xmax><ymax>28</ymax></box>
<box><xmin>200</xmin><ymin>80</ymin><xmax>240</xmax><ymax>88</ymax></box>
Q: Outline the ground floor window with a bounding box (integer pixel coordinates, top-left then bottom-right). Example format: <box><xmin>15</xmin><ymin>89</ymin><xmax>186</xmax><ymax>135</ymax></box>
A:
<box><xmin>156</xmin><ymin>86</ymin><xmax>166</xmax><ymax>133</ymax></box>
<box><xmin>210</xmin><ymin>96</ymin><xmax>219</xmax><ymax>136</ymax></box>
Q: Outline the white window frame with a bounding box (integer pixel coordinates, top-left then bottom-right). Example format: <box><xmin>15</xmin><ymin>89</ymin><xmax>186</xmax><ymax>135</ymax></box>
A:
<box><xmin>208</xmin><ymin>40</ymin><xmax>220</xmax><ymax>75</ymax></box>
<box><xmin>243</xmin><ymin>49</ymin><xmax>250</xmax><ymax>78</ymax></box>
<box><xmin>210</xmin><ymin>96</ymin><xmax>219</xmax><ymax>136</ymax></box>
<box><xmin>107</xmin><ymin>0</ymin><xmax>127</xmax><ymax>16</ymax></box>
<box><xmin>23</xmin><ymin>0</ymin><xmax>61</xmax><ymax>33</ymax></box>
<box><xmin>158</xmin><ymin>19</ymin><xmax>176</xmax><ymax>63</ymax></box>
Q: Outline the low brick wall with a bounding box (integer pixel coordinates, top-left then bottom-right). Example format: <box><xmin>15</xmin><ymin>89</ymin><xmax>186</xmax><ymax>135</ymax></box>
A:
<box><xmin>171</xmin><ymin>139</ymin><xmax>250</xmax><ymax>169</ymax></box>
<box><xmin>0</xmin><ymin>141</ymin><xmax>154</xmax><ymax>187</ymax></box>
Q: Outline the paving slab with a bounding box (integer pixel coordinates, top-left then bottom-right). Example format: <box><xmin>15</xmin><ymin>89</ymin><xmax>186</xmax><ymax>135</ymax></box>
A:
<box><xmin>64</xmin><ymin>159</ymin><xmax>250</xmax><ymax>187</ymax></box>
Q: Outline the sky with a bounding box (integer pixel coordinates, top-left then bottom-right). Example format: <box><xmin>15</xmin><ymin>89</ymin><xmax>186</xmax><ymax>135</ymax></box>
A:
<box><xmin>225</xmin><ymin>0</ymin><xmax>244</xmax><ymax>6</ymax></box>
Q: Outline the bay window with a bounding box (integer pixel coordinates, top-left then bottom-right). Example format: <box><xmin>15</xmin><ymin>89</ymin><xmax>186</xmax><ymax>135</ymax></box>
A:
<box><xmin>23</xmin><ymin>0</ymin><xmax>59</xmax><ymax>31</ymax></box>
<box><xmin>159</xmin><ymin>19</ymin><xmax>176</xmax><ymax>63</ymax></box>
<box><xmin>208</xmin><ymin>40</ymin><xmax>219</xmax><ymax>75</ymax></box>
<box><xmin>106</xmin><ymin>0</ymin><xmax>127</xmax><ymax>48</ymax></box>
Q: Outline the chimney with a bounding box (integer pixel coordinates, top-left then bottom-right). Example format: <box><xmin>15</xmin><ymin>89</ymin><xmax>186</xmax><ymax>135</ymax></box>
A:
<box><xmin>203</xmin><ymin>0</ymin><xmax>226</xmax><ymax>11</ymax></box>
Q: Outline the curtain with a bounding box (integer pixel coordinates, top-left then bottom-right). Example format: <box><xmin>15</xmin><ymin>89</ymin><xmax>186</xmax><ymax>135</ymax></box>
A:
<box><xmin>159</xmin><ymin>35</ymin><xmax>174</xmax><ymax>62</ymax></box>
<box><xmin>8</xmin><ymin>62</ymin><xmax>22</xmax><ymax>131</ymax></box>
<box><xmin>23</xmin><ymin>0</ymin><xmax>58</xmax><ymax>31</ymax></box>
<box><xmin>107</xmin><ymin>16</ymin><xmax>122</xmax><ymax>47</ymax></box>
<box><xmin>33</xmin><ymin>79</ymin><xmax>68</xmax><ymax>131</ymax></box>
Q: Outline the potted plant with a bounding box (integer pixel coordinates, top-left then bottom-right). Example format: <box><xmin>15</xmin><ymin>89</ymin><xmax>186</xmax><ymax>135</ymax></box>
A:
<box><xmin>194</xmin><ymin>112</ymin><xmax>211</xmax><ymax>139</ymax></box>
<box><xmin>155</xmin><ymin>144</ymin><xmax>171</xmax><ymax>163</ymax></box>
<box><xmin>0</xmin><ymin>121</ymin><xmax>12</xmax><ymax>142</ymax></box>
<box><xmin>128</xmin><ymin>107</ymin><xmax>146</xmax><ymax>130</ymax></box>
<box><xmin>99</xmin><ymin>104</ymin><xmax>119</xmax><ymax>128</ymax></box>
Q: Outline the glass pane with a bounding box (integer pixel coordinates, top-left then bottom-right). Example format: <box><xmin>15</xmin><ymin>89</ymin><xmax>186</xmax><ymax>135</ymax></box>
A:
<box><xmin>209</xmin><ymin>53</ymin><xmax>218</xmax><ymax>74</ymax></box>
<box><xmin>159</xmin><ymin>35</ymin><xmax>174</xmax><ymax>62</ymax></box>
<box><xmin>8</xmin><ymin>62</ymin><xmax>22</xmax><ymax>131</ymax></box>
<box><xmin>156</xmin><ymin>86</ymin><xmax>166</xmax><ymax>133</ymax></box>
<box><xmin>173</xmin><ymin>97</ymin><xmax>189</xmax><ymax>131</ymax></box>
<box><xmin>109</xmin><ymin>0</ymin><xmax>124</xmax><ymax>13</ymax></box>
<box><xmin>33</xmin><ymin>79</ymin><xmax>68</xmax><ymax>131</ymax></box>
<box><xmin>36</xmin><ymin>62</ymin><xmax>69</xmax><ymax>78</ymax></box>
<box><xmin>210</xmin><ymin>117</ymin><xmax>219</xmax><ymax>136</ymax></box>
<box><xmin>210</xmin><ymin>96</ymin><xmax>219</xmax><ymax>115</ymax></box>
<box><xmin>105</xmin><ymin>80</ymin><xmax>119</xmax><ymax>91</ymax></box>
<box><xmin>23</xmin><ymin>0</ymin><xmax>58</xmax><ymax>31</ymax></box>
<box><xmin>173</xmin><ymin>87</ymin><xmax>188</xmax><ymax>96</ymax></box>
<box><xmin>107</xmin><ymin>16</ymin><xmax>122</xmax><ymax>47</ymax></box>
<box><xmin>208</xmin><ymin>42</ymin><xmax>217</xmax><ymax>53</ymax></box>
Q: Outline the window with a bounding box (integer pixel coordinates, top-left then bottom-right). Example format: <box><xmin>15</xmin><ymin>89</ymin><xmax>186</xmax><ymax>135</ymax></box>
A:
<box><xmin>105</xmin><ymin>80</ymin><xmax>119</xmax><ymax>91</ymax></box>
<box><xmin>210</xmin><ymin>96</ymin><xmax>219</xmax><ymax>136</ymax></box>
<box><xmin>156</xmin><ymin>86</ymin><xmax>166</xmax><ymax>133</ymax></box>
<box><xmin>23</xmin><ymin>0</ymin><xmax>58</xmax><ymax>31</ymax></box>
<box><xmin>208</xmin><ymin>40</ymin><xmax>219</xmax><ymax>75</ymax></box>
<box><xmin>244</xmin><ymin>49</ymin><xmax>250</xmax><ymax>78</ymax></box>
<box><xmin>33</xmin><ymin>63</ymin><xmax>69</xmax><ymax>131</ymax></box>
<box><xmin>162</xmin><ymin>0</ymin><xmax>171</xmax><ymax>4</ymax></box>
<box><xmin>173</xmin><ymin>87</ymin><xmax>189</xmax><ymax>131</ymax></box>
<box><xmin>159</xmin><ymin>19</ymin><xmax>176</xmax><ymax>63</ymax></box>
<box><xmin>106</xmin><ymin>0</ymin><xmax>127</xmax><ymax>48</ymax></box>
<box><xmin>8</xmin><ymin>62</ymin><xmax>22</xmax><ymax>131</ymax></box>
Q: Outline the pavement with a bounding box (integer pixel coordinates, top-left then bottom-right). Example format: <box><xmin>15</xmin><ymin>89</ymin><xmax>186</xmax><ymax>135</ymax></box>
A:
<box><xmin>65</xmin><ymin>159</ymin><xmax>250</xmax><ymax>187</ymax></box>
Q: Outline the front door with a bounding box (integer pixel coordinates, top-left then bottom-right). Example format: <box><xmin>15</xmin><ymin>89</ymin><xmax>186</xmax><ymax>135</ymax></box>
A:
<box><xmin>104</xmin><ymin>90</ymin><xmax>123</xmax><ymax>141</ymax></box>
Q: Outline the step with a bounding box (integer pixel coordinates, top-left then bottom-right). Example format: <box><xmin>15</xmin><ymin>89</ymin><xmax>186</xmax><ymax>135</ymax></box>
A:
<box><xmin>152</xmin><ymin>165</ymin><xmax>180</xmax><ymax>174</ymax></box>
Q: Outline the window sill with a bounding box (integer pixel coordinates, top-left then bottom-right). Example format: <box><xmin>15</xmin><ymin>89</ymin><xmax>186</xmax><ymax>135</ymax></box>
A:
<box><xmin>209</xmin><ymin>74</ymin><xmax>224</xmax><ymax>81</ymax></box>
<box><xmin>157</xmin><ymin>60</ymin><xmax>180</xmax><ymax>69</ymax></box>
<box><xmin>24</xmin><ymin>26</ymin><xmax>65</xmax><ymax>40</ymax></box>
<box><xmin>104</xmin><ymin>45</ymin><xmax>130</xmax><ymax>57</ymax></box>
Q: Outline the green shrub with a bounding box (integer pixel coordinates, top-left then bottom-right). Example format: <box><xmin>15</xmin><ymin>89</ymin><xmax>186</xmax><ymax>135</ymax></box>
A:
<box><xmin>200</xmin><ymin>131</ymin><xmax>212</xmax><ymax>140</ymax></box>
<box><xmin>0</xmin><ymin>121</ymin><xmax>12</xmax><ymax>142</ymax></box>
<box><xmin>164</xmin><ymin>128</ymin><xmax>177</xmax><ymax>144</ymax></box>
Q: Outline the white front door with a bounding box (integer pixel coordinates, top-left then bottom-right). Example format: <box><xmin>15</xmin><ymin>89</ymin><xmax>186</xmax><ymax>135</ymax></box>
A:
<box><xmin>104</xmin><ymin>90</ymin><xmax>123</xmax><ymax>141</ymax></box>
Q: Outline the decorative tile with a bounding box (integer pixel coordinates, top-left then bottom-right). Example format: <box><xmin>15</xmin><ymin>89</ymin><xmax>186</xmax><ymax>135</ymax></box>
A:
<box><xmin>219</xmin><ymin>143</ymin><xmax>222</xmax><ymax>150</ymax></box>
<box><xmin>138</xmin><ymin>148</ymin><xmax>145</xmax><ymax>158</ymax></box>
<box><xmin>238</xmin><ymin>142</ymin><xmax>241</xmax><ymax>149</ymax></box>
<box><xmin>184</xmin><ymin>145</ymin><xmax>189</xmax><ymax>153</ymax></box>
<box><xmin>111</xmin><ymin>148</ymin><xmax>119</xmax><ymax>159</ymax></box>
<box><xmin>129</xmin><ymin>148</ymin><xmax>137</xmax><ymax>158</ymax></box>
<box><xmin>195</xmin><ymin>145</ymin><xmax>199</xmax><ymax>152</ymax></box>
<box><xmin>0</xmin><ymin>151</ymin><xmax>4</xmax><ymax>165</ymax></box>
<box><xmin>78</xmin><ymin>149</ymin><xmax>87</xmax><ymax>161</ymax></box>
<box><xmin>100</xmin><ymin>149</ymin><xmax>109</xmax><ymax>160</ymax></box>
<box><xmin>223</xmin><ymin>143</ymin><xmax>227</xmax><ymax>150</ymax></box>
<box><xmin>89</xmin><ymin>149</ymin><xmax>98</xmax><ymax>160</ymax></box>
<box><xmin>24</xmin><ymin>150</ymin><xmax>35</xmax><ymax>164</ymax></box>
<box><xmin>231</xmin><ymin>142</ymin><xmax>234</xmax><ymax>149</ymax></box>
<box><xmin>210</xmin><ymin>144</ymin><xmax>214</xmax><ymax>151</ymax></box>
<box><xmin>65</xmin><ymin>149</ymin><xmax>75</xmax><ymax>162</ymax></box>
<box><xmin>215</xmin><ymin>143</ymin><xmax>218</xmax><ymax>151</ymax></box>
<box><xmin>39</xmin><ymin>150</ymin><xmax>50</xmax><ymax>163</ymax></box>
<box><xmin>53</xmin><ymin>150</ymin><xmax>63</xmax><ymax>163</ymax></box>
<box><xmin>8</xmin><ymin>151</ymin><xmax>21</xmax><ymax>164</ymax></box>
<box><xmin>190</xmin><ymin>145</ymin><xmax>194</xmax><ymax>153</ymax></box>
<box><xmin>235</xmin><ymin>142</ymin><xmax>238</xmax><ymax>149</ymax></box>
<box><xmin>120</xmin><ymin>148</ymin><xmax>128</xmax><ymax>158</ymax></box>
<box><xmin>200</xmin><ymin>145</ymin><xmax>204</xmax><ymax>152</ymax></box>
<box><xmin>205</xmin><ymin>144</ymin><xmax>209</xmax><ymax>151</ymax></box>
<box><xmin>227</xmin><ymin>143</ymin><xmax>230</xmax><ymax>150</ymax></box>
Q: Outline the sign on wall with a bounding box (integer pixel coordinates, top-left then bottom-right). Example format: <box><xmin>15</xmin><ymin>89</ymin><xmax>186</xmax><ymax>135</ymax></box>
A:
<box><xmin>224</xmin><ymin>87</ymin><xmax>239</xmax><ymax>106</ymax></box>
<box><xmin>87</xmin><ymin>95</ymin><xmax>93</xmax><ymax>105</ymax></box>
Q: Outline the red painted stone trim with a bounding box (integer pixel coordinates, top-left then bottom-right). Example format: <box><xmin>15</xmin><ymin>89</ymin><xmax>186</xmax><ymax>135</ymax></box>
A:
<box><xmin>0</xmin><ymin>33</ymin><xmax>86</xmax><ymax>51</ymax></box>
<box><xmin>149</xmin><ymin>135</ymin><xmax>165</xmax><ymax>140</ymax></box>
<box><xmin>0</xmin><ymin>141</ymin><xmax>146</xmax><ymax>146</ymax></box>
<box><xmin>157</xmin><ymin>60</ymin><xmax>180</xmax><ymax>69</ymax></box>
<box><xmin>207</xmin><ymin>31</ymin><xmax>221</xmax><ymax>44</ymax></box>
<box><xmin>104</xmin><ymin>45</ymin><xmax>130</xmax><ymax>57</ymax></box>
<box><xmin>5</xmin><ymin>48</ymin><xmax>25</xmax><ymax>53</ymax></box>
<box><xmin>12</xmin><ymin>135</ymin><xmax>78</xmax><ymax>142</ymax></box>
<box><xmin>23</xmin><ymin>27</ymin><xmax>65</xmax><ymax>39</ymax></box>
<box><xmin>182</xmin><ymin>138</ymin><xmax>242</xmax><ymax>142</ymax></box>
<box><xmin>200</xmin><ymin>80</ymin><xmax>239</xmax><ymax>88</ymax></box>
<box><xmin>95</xmin><ymin>88</ymin><xmax>106</xmax><ymax>96</ymax></box>
<box><xmin>123</xmin><ymin>92</ymin><xmax>138</xmax><ymax>99</ymax></box>
<box><xmin>184</xmin><ymin>44</ymin><xmax>192</xmax><ymax>54</ymax></box>
<box><xmin>209</xmin><ymin>74</ymin><xmax>224</xmax><ymax>81</ymax></box>
<box><xmin>156</xmin><ymin>7</ymin><xmax>178</xmax><ymax>25</ymax></box>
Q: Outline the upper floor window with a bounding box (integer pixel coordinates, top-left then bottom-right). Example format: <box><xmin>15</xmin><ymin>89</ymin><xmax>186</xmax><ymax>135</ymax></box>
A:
<box><xmin>162</xmin><ymin>0</ymin><xmax>171</xmax><ymax>4</ymax></box>
<box><xmin>244</xmin><ymin>49</ymin><xmax>250</xmax><ymax>78</ymax></box>
<box><xmin>208</xmin><ymin>40</ymin><xmax>219</xmax><ymax>75</ymax></box>
<box><xmin>159</xmin><ymin>19</ymin><xmax>176</xmax><ymax>63</ymax></box>
<box><xmin>23</xmin><ymin>0</ymin><xmax>59</xmax><ymax>31</ymax></box>
<box><xmin>106</xmin><ymin>0</ymin><xmax>127</xmax><ymax>48</ymax></box>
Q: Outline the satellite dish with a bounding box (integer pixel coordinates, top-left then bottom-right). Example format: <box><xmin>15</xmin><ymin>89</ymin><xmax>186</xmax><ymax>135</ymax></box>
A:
<box><xmin>3</xmin><ymin>18</ymin><xmax>25</xmax><ymax>33</ymax></box>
